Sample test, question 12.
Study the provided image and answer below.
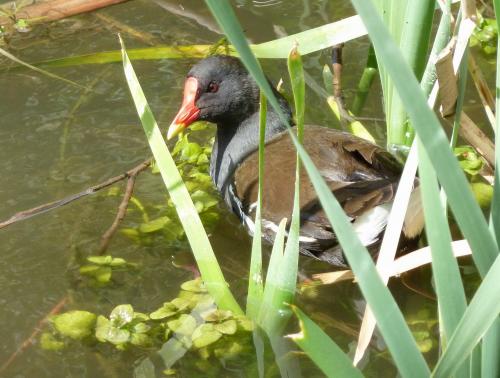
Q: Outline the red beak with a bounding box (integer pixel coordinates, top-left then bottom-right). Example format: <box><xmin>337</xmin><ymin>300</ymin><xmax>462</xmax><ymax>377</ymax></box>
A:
<box><xmin>167</xmin><ymin>77</ymin><xmax>200</xmax><ymax>140</ymax></box>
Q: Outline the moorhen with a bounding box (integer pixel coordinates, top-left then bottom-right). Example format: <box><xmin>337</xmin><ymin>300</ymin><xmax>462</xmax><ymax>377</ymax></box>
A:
<box><xmin>167</xmin><ymin>55</ymin><xmax>423</xmax><ymax>267</ymax></box>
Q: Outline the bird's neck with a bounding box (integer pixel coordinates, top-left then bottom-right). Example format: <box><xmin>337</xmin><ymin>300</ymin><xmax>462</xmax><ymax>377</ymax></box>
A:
<box><xmin>210</xmin><ymin>100</ymin><xmax>292</xmax><ymax>199</ymax></box>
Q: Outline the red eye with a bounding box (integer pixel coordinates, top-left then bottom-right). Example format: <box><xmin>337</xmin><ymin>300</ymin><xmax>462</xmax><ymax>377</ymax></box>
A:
<box><xmin>207</xmin><ymin>81</ymin><xmax>219</xmax><ymax>93</ymax></box>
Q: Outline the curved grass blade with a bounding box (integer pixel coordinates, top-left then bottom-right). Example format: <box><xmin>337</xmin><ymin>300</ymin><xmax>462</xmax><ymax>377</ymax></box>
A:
<box><xmin>0</xmin><ymin>47</ymin><xmax>88</xmax><ymax>89</ymax></box>
<box><xmin>432</xmin><ymin>253</ymin><xmax>500</xmax><ymax>377</ymax></box>
<box><xmin>259</xmin><ymin>218</ymin><xmax>287</xmax><ymax>334</ymax></box>
<box><xmin>119</xmin><ymin>36</ymin><xmax>242</xmax><ymax>315</ymax></box>
<box><xmin>246</xmin><ymin>92</ymin><xmax>266</xmax><ymax>320</ymax></box>
<box><xmin>288</xmin><ymin>305</ymin><xmax>363</xmax><ymax>378</ymax></box>
<box><xmin>204</xmin><ymin>1</ymin><xmax>430</xmax><ymax>376</ymax></box>
<box><xmin>418</xmin><ymin>141</ymin><xmax>467</xmax><ymax>375</ymax></box>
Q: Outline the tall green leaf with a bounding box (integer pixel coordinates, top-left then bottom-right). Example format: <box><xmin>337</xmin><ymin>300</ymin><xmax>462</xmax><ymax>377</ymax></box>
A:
<box><xmin>288</xmin><ymin>305</ymin><xmax>363</xmax><ymax>378</ymax></box>
<box><xmin>418</xmin><ymin>141</ymin><xmax>468</xmax><ymax>377</ymax></box>
<box><xmin>246</xmin><ymin>92</ymin><xmax>266</xmax><ymax>320</ymax></box>
<box><xmin>432</xmin><ymin>254</ymin><xmax>500</xmax><ymax>377</ymax></box>
<box><xmin>119</xmin><ymin>36</ymin><xmax>242</xmax><ymax>315</ymax></box>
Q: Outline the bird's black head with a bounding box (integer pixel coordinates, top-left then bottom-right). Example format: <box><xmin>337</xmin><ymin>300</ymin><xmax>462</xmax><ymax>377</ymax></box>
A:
<box><xmin>167</xmin><ymin>55</ymin><xmax>289</xmax><ymax>139</ymax></box>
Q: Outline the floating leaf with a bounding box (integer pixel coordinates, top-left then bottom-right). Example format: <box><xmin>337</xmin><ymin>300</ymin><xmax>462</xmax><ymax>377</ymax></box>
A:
<box><xmin>181</xmin><ymin>278</ymin><xmax>207</xmax><ymax>293</ymax></box>
<box><xmin>150</xmin><ymin>303</ymin><xmax>178</xmax><ymax>320</ymax></box>
<box><xmin>181</xmin><ymin>142</ymin><xmax>203</xmax><ymax>163</ymax></box>
<box><xmin>454</xmin><ymin>146</ymin><xmax>483</xmax><ymax>176</ymax></box>
<box><xmin>110</xmin><ymin>304</ymin><xmax>134</xmax><ymax>327</ymax></box>
<box><xmin>471</xmin><ymin>182</ymin><xmax>493</xmax><ymax>210</ymax></box>
<box><xmin>40</xmin><ymin>333</ymin><xmax>65</xmax><ymax>351</ymax></box>
<box><xmin>133</xmin><ymin>322</ymin><xmax>151</xmax><ymax>334</ymax></box>
<box><xmin>204</xmin><ymin>309</ymin><xmax>233</xmax><ymax>322</ymax></box>
<box><xmin>53</xmin><ymin>311</ymin><xmax>96</xmax><ymax>340</ymax></box>
<box><xmin>130</xmin><ymin>333</ymin><xmax>153</xmax><ymax>347</ymax></box>
<box><xmin>192</xmin><ymin>323</ymin><xmax>222</xmax><ymax>348</ymax></box>
<box><xmin>133</xmin><ymin>312</ymin><xmax>150</xmax><ymax>321</ymax></box>
<box><xmin>87</xmin><ymin>255</ymin><xmax>113</xmax><ymax>265</ymax></box>
<box><xmin>95</xmin><ymin>315</ymin><xmax>130</xmax><ymax>345</ymax></box>
<box><xmin>171</xmin><ymin>297</ymin><xmax>191</xmax><ymax>312</ymax></box>
<box><xmin>213</xmin><ymin>340</ymin><xmax>244</xmax><ymax>359</ymax></box>
<box><xmin>139</xmin><ymin>217</ymin><xmax>169</xmax><ymax>233</ymax></box>
<box><xmin>95</xmin><ymin>267</ymin><xmax>112</xmax><ymax>283</ymax></box>
<box><xmin>214</xmin><ymin>319</ymin><xmax>237</xmax><ymax>335</ymax></box>
<box><xmin>166</xmin><ymin>314</ymin><xmax>197</xmax><ymax>335</ymax></box>
<box><xmin>198</xmin><ymin>346</ymin><xmax>211</xmax><ymax>359</ymax></box>
<box><xmin>235</xmin><ymin>315</ymin><xmax>254</xmax><ymax>332</ymax></box>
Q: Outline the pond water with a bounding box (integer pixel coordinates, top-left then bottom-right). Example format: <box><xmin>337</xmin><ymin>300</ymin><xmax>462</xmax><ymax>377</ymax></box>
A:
<box><xmin>0</xmin><ymin>0</ymin><xmax>490</xmax><ymax>377</ymax></box>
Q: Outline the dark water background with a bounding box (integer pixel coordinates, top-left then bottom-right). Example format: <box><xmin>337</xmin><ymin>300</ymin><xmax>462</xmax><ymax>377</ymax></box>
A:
<box><xmin>0</xmin><ymin>0</ymin><xmax>491</xmax><ymax>376</ymax></box>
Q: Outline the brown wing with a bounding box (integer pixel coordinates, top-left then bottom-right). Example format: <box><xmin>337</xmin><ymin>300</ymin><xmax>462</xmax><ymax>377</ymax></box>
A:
<box><xmin>233</xmin><ymin>125</ymin><xmax>401</xmax><ymax>250</ymax></box>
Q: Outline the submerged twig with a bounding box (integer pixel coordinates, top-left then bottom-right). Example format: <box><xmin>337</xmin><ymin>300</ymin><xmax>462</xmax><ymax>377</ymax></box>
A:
<box><xmin>0</xmin><ymin>158</ymin><xmax>152</xmax><ymax>230</ymax></box>
<box><xmin>0</xmin><ymin>0</ymin><xmax>129</xmax><ymax>28</ymax></box>
<box><xmin>0</xmin><ymin>296</ymin><xmax>69</xmax><ymax>374</ymax></box>
<box><xmin>97</xmin><ymin>168</ymin><xmax>139</xmax><ymax>254</ymax></box>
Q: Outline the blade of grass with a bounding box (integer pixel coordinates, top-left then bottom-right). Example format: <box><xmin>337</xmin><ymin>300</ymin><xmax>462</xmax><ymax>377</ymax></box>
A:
<box><xmin>418</xmin><ymin>140</ymin><xmax>467</xmax><ymax>376</ymax></box>
<box><xmin>0</xmin><ymin>47</ymin><xmax>88</xmax><ymax>89</ymax></box>
<box><xmin>204</xmin><ymin>1</ymin><xmax>430</xmax><ymax>376</ymax></box>
<box><xmin>258</xmin><ymin>218</ymin><xmax>287</xmax><ymax>334</ymax></box>
<box><xmin>491</xmin><ymin>0</ymin><xmax>500</xmax><ymax>257</ymax></box>
<box><xmin>432</xmin><ymin>253</ymin><xmax>500</xmax><ymax>377</ymax></box>
<box><xmin>246</xmin><ymin>92</ymin><xmax>266</xmax><ymax>320</ymax></box>
<box><xmin>119</xmin><ymin>36</ymin><xmax>242</xmax><ymax>315</ymax></box>
<box><xmin>483</xmin><ymin>3</ymin><xmax>500</xmax><ymax>377</ymax></box>
<box><xmin>351</xmin><ymin>0</ymin><xmax>498</xmax><ymax>278</ymax></box>
<box><xmin>288</xmin><ymin>305</ymin><xmax>363</xmax><ymax>378</ymax></box>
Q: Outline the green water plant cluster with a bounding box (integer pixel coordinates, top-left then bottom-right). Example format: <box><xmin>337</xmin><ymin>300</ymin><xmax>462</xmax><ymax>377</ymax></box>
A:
<box><xmin>470</xmin><ymin>14</ymin><xmax>498</xmax><ymax>55</ymax></box>
<box><xmin>79</xmin><ymin>255</ymin><xmax>138</xmax><ymax>285</ymax></box>
<box><xmin>121</xmin><ymin>126</ymin><xmax>220</xmax><ymax>246</ymax></box>
<box><xmin>41</xmin><ymin>278</ymin><xmax>253</xmax><ymax>367</ymax></box>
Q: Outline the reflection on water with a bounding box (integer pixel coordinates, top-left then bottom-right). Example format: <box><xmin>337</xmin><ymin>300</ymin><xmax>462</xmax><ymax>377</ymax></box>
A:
<box><xmin>1</xmin><ymin>0</ymin><xmax>486</xmax><ymax>376</ymax></box>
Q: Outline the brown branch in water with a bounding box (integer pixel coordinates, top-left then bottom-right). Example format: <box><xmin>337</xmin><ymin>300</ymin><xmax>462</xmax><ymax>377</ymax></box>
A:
<box><xmin>0</xmin><ymin>0</ymin><xmax>129</xmax><ymax>27</ymax></box>
<box><xmin>0</xmin><ymin>296</ymin><xmax>69</xmax><ymax>374</ymax></box>
<box><xmin>0</xmin><ymin>158</ymin><xmax>152</xmax><ymax>230</ymax></box>
<box><xmin>97</xmin><ymin>170</ymin><xmax>138</xmax><ymax>255</ymax></box>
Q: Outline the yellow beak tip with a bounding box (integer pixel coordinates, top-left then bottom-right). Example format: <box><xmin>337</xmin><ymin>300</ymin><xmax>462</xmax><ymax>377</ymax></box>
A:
<box><xmin>166</xmin><ymin>123</ymin><xmax>184</xmax><ymax>140</ymax></box>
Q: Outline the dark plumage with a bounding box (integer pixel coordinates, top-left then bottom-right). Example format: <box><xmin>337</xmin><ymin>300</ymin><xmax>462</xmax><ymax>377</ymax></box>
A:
<box><xmin>168</xmin><ymin>55</ymin><xmax>422</xmax><ymax>267</ymax></box>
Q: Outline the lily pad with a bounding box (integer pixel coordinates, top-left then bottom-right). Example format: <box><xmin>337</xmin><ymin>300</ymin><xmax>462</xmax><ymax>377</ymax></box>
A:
<box><xmin>214</xmin><ymin>319</ymin><xmax>237</xmax><ymax>335</ymax></box>
<box><xmin>180</xmin><ymin>278</ymin><xmax>207</xmax><ymax>293</ymax></box>
<box><xmin>110</xmin><ymin>304</ymin><xmax>134</xmax><ymax>327</ymax></box>
<box><xmin>139</xmin><ymin>216</ymin><xmax>169</xmax><ymax>233</ymax></box>
<box><xmin>40</xmin><ymin>332</ymin><xmax>65</xmax><ymax>351</ymax></box>
<box><xmin>204</xmin><ymin>309</ymin><xmax>232</xmax><ymax>322</ymax></box>
<box><xmin>87</xmin><ymin>255</ymin><xmax>113</xmax><ymax>265</ymax></box>
<box><xmin>150</xmin><ymin>303</ymin><xmax>178</xmax><ymax>320</ymax></box>
<box><xmin>133</xmin><ymin>322</ymin><xmax>151</xmax><ymax>334</ymax></box>
<box><xmin>235</xmin><ymin>315</ymin><xmax>254</xmax><ymax>332</ymax></box>
<box><xmin>171</xmin><ymin>297</ymin><xmax>191</xmax><ymax>311</ymax></box>
<box><xmin>166</xmin><ymin>314</ymin><xmax>197</xmax><ymax>335</ymax></box>
<box><xmin>53</xmin><ymin>311</ymin><xmax>96</xmax><ymax>340</ymax></box>
<box><xmin>214</xmin><ymin>340</ymin><xmax>244</xmax><ymax>359</ymax></box>
<box><xmin>191</xmin><ymin>323</ymin><xmax>222</xmax><ymax>348</ymax></box>
<box><xmin>95</xmin><ymin>316</ymin><xmax>130</xmax><ymax>345</ymax></box>
<box><xmin>130</xmin><ymin>333</ymin><xmax>153</xmax><ymax>347</ymax></box>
